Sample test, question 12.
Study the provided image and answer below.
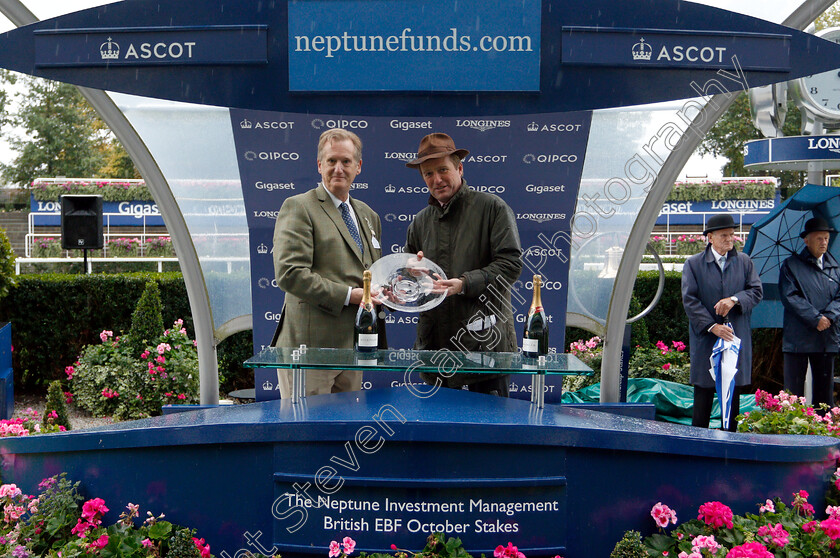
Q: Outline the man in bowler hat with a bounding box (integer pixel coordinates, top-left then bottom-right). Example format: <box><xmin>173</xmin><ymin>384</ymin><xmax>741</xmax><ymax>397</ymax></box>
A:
<box><xmin>780</xmin><ymin>216</ymin><xmax>840</xmax><ymax>409</ymax></box>
<box><xmin>681</xmin><ymin>214</ymin><xmax>763</xmax><ymax>430</ymax></box>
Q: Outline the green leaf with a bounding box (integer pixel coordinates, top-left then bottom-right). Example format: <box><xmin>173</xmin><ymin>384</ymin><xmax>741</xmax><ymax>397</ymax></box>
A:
<box><xmin>147</xmin><ymin>520</ymin><xmax>173</xmax><ymax>540</ymax></box>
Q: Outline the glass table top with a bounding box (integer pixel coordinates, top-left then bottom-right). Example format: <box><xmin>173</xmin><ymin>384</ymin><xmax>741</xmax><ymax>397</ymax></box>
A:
<box><xmin>245</xmin><ymin>347</ymin><xmax>593</xmax><ymax>376</ymax></box>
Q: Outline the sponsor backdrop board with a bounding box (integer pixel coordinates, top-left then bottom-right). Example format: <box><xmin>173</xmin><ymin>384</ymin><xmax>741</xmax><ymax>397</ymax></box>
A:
<box><xmin>30</xmin><ymin>197</ymin><xmax>165</xmax><ymax>227</ymax></box>
<box><xmin>655</xmin><ymin>192</ymin><xmax>781</xmax><ymax>226</ymax></box>
<box><xmin>231</xmin><ymin>112</ymin><xmax>592</xmax><ymax>402</ymax></box>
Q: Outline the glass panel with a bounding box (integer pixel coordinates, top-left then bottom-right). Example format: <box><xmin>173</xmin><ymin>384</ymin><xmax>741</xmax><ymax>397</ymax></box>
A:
<box><xmin>111</xmin><ymin>93</ymin><xmax>250</xmax><ymax>330</ymax></box>
<box><xmin>245</xmin><ymin>347</ymin><xmax>592</xmax><ymax>376</ymax></box>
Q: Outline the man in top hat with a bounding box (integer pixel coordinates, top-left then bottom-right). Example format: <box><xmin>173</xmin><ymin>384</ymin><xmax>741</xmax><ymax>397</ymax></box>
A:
<box><xmin>404</xmin><ymin>133</ymin><xmax>522</xmax><ymax>396</ymax></box>
<box><xmin>779</xmin><ymin>216</ymin><xmax>840</xmax><ymax>409</ymax></box>
<box><xmin>681</xmin><ymin>214</ymin><xmax>763</xmax><ymax>430</ymax></box>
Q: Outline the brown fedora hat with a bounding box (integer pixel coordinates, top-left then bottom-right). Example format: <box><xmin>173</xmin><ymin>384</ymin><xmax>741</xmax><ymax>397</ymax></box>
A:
<box><xmin>406</xmin><ymin>133</ymin><xmax>469</xmax><ymax>168</ymax></box>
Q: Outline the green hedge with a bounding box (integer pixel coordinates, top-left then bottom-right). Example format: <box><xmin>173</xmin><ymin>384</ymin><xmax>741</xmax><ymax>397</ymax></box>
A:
<box><xmin>0</xmin><ymin>273</ymin><xmax>193</xmax><ymax>389</ymax></box>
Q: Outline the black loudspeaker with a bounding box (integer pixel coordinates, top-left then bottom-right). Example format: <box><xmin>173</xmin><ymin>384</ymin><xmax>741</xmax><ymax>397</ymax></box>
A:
<box><xmin>61</xmin><ymin>195</ymin><xmax>104</xmax><ymax>250</ymax></box>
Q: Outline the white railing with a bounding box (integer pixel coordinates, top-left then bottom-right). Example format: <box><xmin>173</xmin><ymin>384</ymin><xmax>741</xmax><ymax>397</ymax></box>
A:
<box><xmin>14</xmin><ymin>256</ymin><xmax>249</xmax><ymax>275</ymax></box>
<box><xmin>25</xmin><ymin>210</ymin><xmax>165</xmax><ymax>257</ymax></box>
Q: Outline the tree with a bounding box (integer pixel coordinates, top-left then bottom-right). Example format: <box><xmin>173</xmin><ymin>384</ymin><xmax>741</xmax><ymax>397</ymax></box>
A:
<box><xmin>0</xmin><ymin>76</ymin><xmax>138</xmax><ymax>186</ymax></box>
<box><xmin>698</xmin><ymin>92</ymin><xmax>804</xmax><ymax>191</ymax></box>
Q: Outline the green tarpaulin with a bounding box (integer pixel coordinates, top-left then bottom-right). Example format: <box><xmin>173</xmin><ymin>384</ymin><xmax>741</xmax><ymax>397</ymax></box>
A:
<box><xmin>560</xmin><ymin>378</ymin><xmax>759</xmax><ymax>427</ymax></box>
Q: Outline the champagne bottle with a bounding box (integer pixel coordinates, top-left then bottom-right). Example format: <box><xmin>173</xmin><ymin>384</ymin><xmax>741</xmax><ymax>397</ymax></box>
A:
<box><xmin>354</xmin><ymin>270</ymin><xmax>379</xmax><ymax>353</ymax></box>
<box><xmin>522</xmin><ymin>274</ymin><xmax>549</xmax><ymax>358</ymax></box>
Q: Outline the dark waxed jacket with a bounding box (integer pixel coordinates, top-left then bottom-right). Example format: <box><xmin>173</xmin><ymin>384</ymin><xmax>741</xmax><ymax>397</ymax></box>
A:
<box><xmin>405</xmin><ymin>182</ymin><xmax>522</xmax><ymax>384</ymax></box>
<box><xmin>780</xmin><ymin>248</ymin><xmax>840</xmax><ymax>353</ymax></box>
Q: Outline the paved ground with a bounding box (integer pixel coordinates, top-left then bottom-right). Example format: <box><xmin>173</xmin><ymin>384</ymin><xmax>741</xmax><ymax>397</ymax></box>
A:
<box><xmin>12</xmin><ymin>392</ymin><xmax>116</xmax><ymax>430</ymax></box>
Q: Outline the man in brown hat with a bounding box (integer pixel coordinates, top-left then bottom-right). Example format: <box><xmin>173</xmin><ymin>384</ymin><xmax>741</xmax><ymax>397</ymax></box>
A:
<box><xmin>404</xmin><ymin>133</ymin><xmax>522</xmax><ymax>396</ymax></box>
<box><xmin>780</xmin><ymin>216</ymin><xmax>840</xmax><ymax>409</ymax></box>
<box><xmin>681</xmin><ymin>214</ymin><xmax>762</xmax><ymax>430</ymax></box>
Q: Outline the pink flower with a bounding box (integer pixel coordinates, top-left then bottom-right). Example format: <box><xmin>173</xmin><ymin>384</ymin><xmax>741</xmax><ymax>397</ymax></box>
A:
<box><xmin>650</xmin><ymin>502</ymin><xmax>677</xmax><ymax>528</ymax></box>
<box><xmin>99</xmin><ymin>330</ymin><xmax>113</xmax><ymax>343</ymax></box>
<box><xmin>89</xmin><ymin>534</ymin><xmax>109</xmax><ymax>549</ymax></box>
<box><xmin>494</xmin><ymin>542</ymin><xmax>525</xmax><ymax>558</ymax></box>
<box><xmin>65</xmin><ymin>366</ymin><xmax>75</xmax><ymax>380</ymax></box>
<box><xmin>64</xmin><ymin>392</ymin><xmax>73</xmax><ymax>404</ymax></box>
<box><xmin>725</xmin><ymin>541</ymin><xmax>773</xmax><ymax>558</ymax></box>
<box><xmin>662</xmin><ymin>363</ymin><xmax>672</xmax><ymax>371</ymax></box>
<box><xmin>177</xmin><ymin>394</ymin><xmax>186</xmax><ymax>400</ymax></box>
<box><xmin>0</xmin><ymin>484</ymin><xmax>21</xmax><ymax>499</ymax></box>
<box><xmin>70</xmin><ymin>519</ymin><xmax>92</xmax><ymax>538</ymax></box>
<box><xmin>792</xmin><ymin>490</ymin><xmax>815</xmax><ymax>516</ymax></box>
<box><xmin>193</xmin><ymin>537</ymin><xmax>211</xmax><ymax>558</ymax></box>
<box><xmin>759</xmin><ymin>499</ymin><xmax>775</xmax><ymax>513</ymax></box>
<box><xmin>329</xmin><ymin>540</ymin><xmax>341</xmax><ymax>558</ymax></box>
<box><xmin>156</xmin><ymin>343</ymin><xmax>171</xmax><ymax>355</ymax></box>
<box><xmin>821</xmin><ymin>518</ymin><xmax>840</xmax><ymax>540</ymax></box>
<box><xmin>656</xmin><ymin>340</ymin><xmax>670</xmax><ymax>354</ymax></box>
<box><xmin>692</xmin><ymin>535</ymin><xmax>721</xmax><ymax>554</ymax></box>
<box><xmin>672</xmin><ymin>341</ymin><xmax>686</xmax><ymax>351</ymax></box>
<box><xmin>697</xmin><ymin>501</ymin><xmax>734</xmax><ymax>529</ymax></box>
<box><xmin>756</xmin><ymin>523</ymin><xmax>789</xmax><ymax>547</ymax></box>
<box><xmin>803</xmin><ymin>520</ymin><xmax>817</xmax><ymax>533</ymax></box>
<box><xmin>140</xmin><ymin>351</ymin><xmax>150</xmax><ymax>359</ymax></box>
<box><xmin>82</xmin><ymin>498</ymin><xmax>108</xmax><ymax>522</ymax></box>
<box><xmin>342</xmin><ymin>537</ymin><xmax>356</xmax><ymax>555</ymax></box>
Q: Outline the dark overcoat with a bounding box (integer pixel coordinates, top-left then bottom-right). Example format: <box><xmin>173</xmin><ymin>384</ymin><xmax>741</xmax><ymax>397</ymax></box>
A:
<box><xmin>681</xmin><ymin>244</ymin><xmax>763</xmax><ymax>387</ymax></box>
<box><xmin>779</xmin><ymin>248</ymin><xmax>840</xmax><ymax>353</ymax></box>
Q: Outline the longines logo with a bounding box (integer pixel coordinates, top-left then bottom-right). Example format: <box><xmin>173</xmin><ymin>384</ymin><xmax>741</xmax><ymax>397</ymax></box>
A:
<box><xmin>384</xmin><ymin>213</ymin><xmax>415</xmax><ymax>223</ymax></box>
<box><xmin>241</xmin><ymin>119</ymin><xmax>295</xmax><ymax>130</ymax></box>
<box><xmin>389</xmin><ymin>119</ymin><xmax>433</xmax><ymax>131</ymax></box>
<box><xmin>523</xmin><ymin>154</ymin><xmax>579</xmax><ymax>164</ymax></box>
<box><xmin>253</xmin><ymin>210</ymin><xmax>281</xmax><ymax>219</ymax></box>
<box><xmin>244</xmin><ymin>151</ymin><xmax>300</xmax><ymax>161</ymax></box>
<box><xmin>311</xmin><ymin>118</ymin><xmax>369</xmax><ymax>130</ymax></box>
<box><xmin>350</xmin><ymin>183</ymin><xmax>369</xmax><ymax>190</ymax></box>
<box><xmin>384</xmin><ymin>152</ymin><xmax>417</xmax><ymax>162</ymax></box>
<box><xmin>455</xmin><ymin>119</ymin><xmax>511</xmax><ymax>132</ymax></box>
<box><xmin>526</xmin><ymin>184</ymin><xmax>566</xmax><ymax>194</ymax></box>
<box><xmin>526</xmin><ymin>122</ymin><xmax>584</xmax><ymax>133</ymax></box>
<box><xmin>808</xmin><ymin>137</ymin><xmax>840</xmax><ymax>154</ymax></box>
<box><xmin>516</xmin><ymin>213</ymin><xmax>566</xmax><ymax>223</ymax></box>
<box><xmin>386</xmin><ymin>184</ymin><xmax>428</xmax><ymax>194</ymax></box>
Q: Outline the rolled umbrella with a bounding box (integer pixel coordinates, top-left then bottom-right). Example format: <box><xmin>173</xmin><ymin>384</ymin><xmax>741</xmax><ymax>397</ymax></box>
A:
<box><xmin>709</xmin><ymin>324</ymin><xmax>741</xmax><ymax>430</ymax></box>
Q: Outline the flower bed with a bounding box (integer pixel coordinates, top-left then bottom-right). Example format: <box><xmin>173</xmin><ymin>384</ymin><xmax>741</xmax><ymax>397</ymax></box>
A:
<box><xmin>69</xmin><ymin>320</ymin><xmax>199</xmax><ymax>420</ymax></box>
<box><xmin>30</xmin><ymin>179</ymin><xmax>152</xmax><ymax>202</ymax></box>
<box><xmin>30</xmin><ymin>237</ymin><xmax>175</xmax><ymax>258</ymax></box>
<box><xmin>667</xmin><ymin>178</ymin><xmax>777</xmax><ymax>202</ymax></box>
<box><xmin>650</xmin><ymin>235</ymin><xmax>744</xmax><ymax>256</ymax></box>
<box><xmin>0</xmin><ymin>473</ymin><xmax>228</xmax><ymax>557</ymax></box>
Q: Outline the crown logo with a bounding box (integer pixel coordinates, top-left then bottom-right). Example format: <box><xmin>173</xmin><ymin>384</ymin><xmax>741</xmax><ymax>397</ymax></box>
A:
<box><xmin>527</xmin><ymin>122</ymin><xmax>539</xmax><ymax>132</ymax></box>
<box><xmin>385</xmin><ymin>184</ymin><xmax>396</xmax><ymax>193</ymax></box>
<box><xmin>241</xmin><ymin>119</ymin><xmax>252</xmax><ymax>129</ymax></box>
<box><xmin>385</xmin><ymin>314</ymin><xmax>396</xmax><ymax>324</ymax></box>
<box><xmin>257</xmin><ymin>243</ymin><xmax>268</xmax><ymax>254</ymax></box>
<box><xmin>100</xmin><ymin>37</ymin><xmax>120</xmax><ymax>60</ymax></box>
<box><xmin>632</xmin><ymin>38</ymin><xmax>652</xmax><ymax>61</ymax></box>
<box><xmin>262</xmin><ymin>380</ymin><xmax>273</xmax><ymax>391</ymax></box>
